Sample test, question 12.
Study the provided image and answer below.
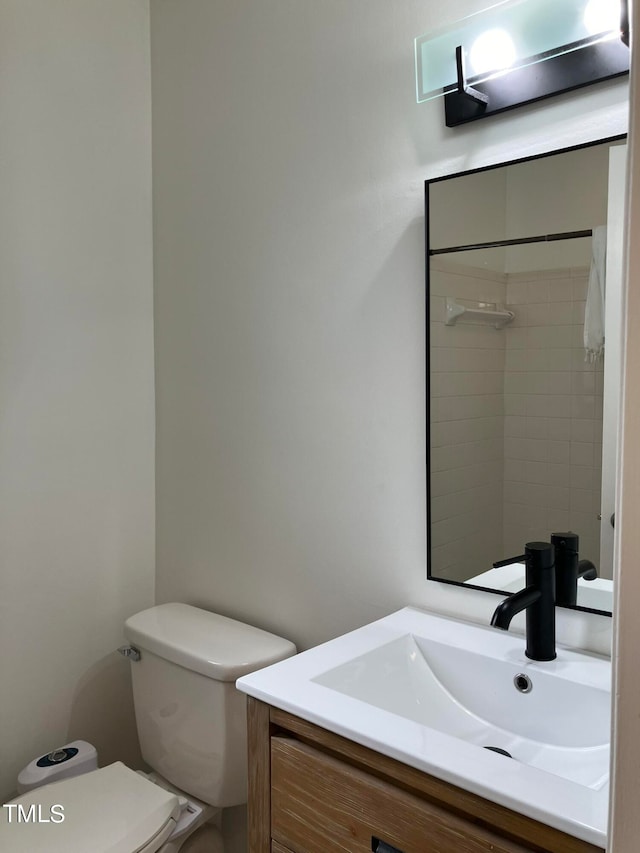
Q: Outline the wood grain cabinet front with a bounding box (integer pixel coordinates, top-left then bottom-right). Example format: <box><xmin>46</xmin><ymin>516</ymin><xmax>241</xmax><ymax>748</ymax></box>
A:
<box><xmin>247</xmin><ymin>698</ymin><xmax>605</xmax><ymax>853</ymax></box>
<box><xmin>271</xmin><ymin>737</ymin><xmax>534</xmax><ymax>853</ymax></box>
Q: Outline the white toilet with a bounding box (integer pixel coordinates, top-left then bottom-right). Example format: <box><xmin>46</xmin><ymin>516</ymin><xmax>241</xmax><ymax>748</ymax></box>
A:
<box><xmin>0</xmin><ymin>603</ymin><xmax>296</xmax><ymax>853</ymax></box>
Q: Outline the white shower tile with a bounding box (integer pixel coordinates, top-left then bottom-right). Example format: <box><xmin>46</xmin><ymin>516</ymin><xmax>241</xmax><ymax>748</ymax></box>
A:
<box><xmin>505</xmin><ymin>394</ymin><xmax>528</xmax><ymax>416</ymax></box>
<box><xmin>548</xmin><ymin>302</ymin><xmax>574</xmax><ymax>326</ymax></box>
<box><xmin>505</xmin><ymin>371</ymin><xmax>530</xmax><ymax>395</ymax></box>
<box><xmin>571</xmin><ymin>441</ymin><xmax>594</xmax><ymax>467</ymax></box>
<box><xmin>506</xmin><ymin>349</ymin><xmax>530</xmax><ymax>372</ymax></box>
<box><xmin>504</xmin><ymin>437</ymin><xmax>529</xmax><ymax>460</ymax></box>
<box><xmin>572</xmin><ymin>278</ymin><xmax>589</xmax><ymax>300</ymax></box>
<box><xmin>522</xmin><ymin>461</ymin><xmax>549</xmax><ymax>485</ymax></box>
<box><xmin>547</xmin><ymin>463</ymin><xmax>571</xmax><ymax>487</ymax></box>
<box><xmin>595</xmin><ymin>371</ymin><xmax>605</xmax><ymax>395</ymax></box>
<box><xmin>572</xmin><ymin>370</ymin><xmax>596</xmax><ymax>395</ymax></box>
<box><xmin>568</xmin><ymin>511</ymin><xmax>595</xmax><ymax>540</ymax></box>
<box><xmin>546</xmin><ymin>372</ymin><xmax>572</xmax><ymax>395</ymax></box>
<box><xmin>507</xmin><ymin>280</ymin><xmax>528</xmax><ymax>305</ymax></box>
<box><xmin>572</xmin><ymin>395</ymin><xmax>596</xmax><ymax>419</ymax></box>
<box><xmin>527</xmin><ymin>303</ymin><xmax>551</xmax><ymax>326</ymax></box>
<box><xmin>570</xmin><ymin>488</ymin><xmax>593</xmax><ymax>514</ymax></box>
<box><xmin>506</xmin><ymin>327</ymin><xmax>528</xmax><ymax>349</ymax></box>
<box><xmin>524</xmin><ymin>439</ymin><xmax>548</xmax><ymax>463</ymax></box>
<box><xmin>571</xmin><ymin>419</ymin><xmax>595</xmax><ymax>443</ymax></box>
<box><xmin>505</xmin><ymin>416</ymin><xmax>527</xmax><ymax>437</ymax></box>
<box><xmin>504</xmin><ymin>458</ymin><xmax>525</xmax><ymax>482</ymax></box>
<box><xmin>547</xmin><ymin>509</ymin><xmax>570</xmax><ymax>532</ymax></box>
<box><xmin>546</xmin><ymin>485</ymin><xmax>571</xmax><ymax>510</ymax></box>
<box><xmin>528</xmin><ymin>372</ymin><xmax>549</xmax><ymax>395</ymax></box>
<box><xmin>531</xmin><ymin>395</ymin><xmax>571</xmax><ymax>419</ymax></box>
<box><xmin>571</xmin><ymin>465</ymin><xmax>594</xmax><ymax>490</ymax></box>
<box><xmin>548</xmin><ymin>418</ymin><xmax>571</xmax><ymax>440</ymax></box>
<box><xmin>549</xmin><ymin>279</ymin><xmax>574</xmax><ymax>302</ymax></box>
<box><xmin>523</xmin><ymin>350</ymin><xmax>548</xmax><ymax>372</ymax></box>
<box><xmin>526</xmin><ymin>280</ymin><xmax>550</xmax><ymax>303</ymax></box>
<box><xmin>548</xmin><ymin>440</ymin><xmax>571</xmax><ymax>464</ymax></box>
<box><xmin>526</xmin><ymin>417</ymin><xmax>548</xmax><ymax>439</ymax></box>
<box><xmin>546</xmin><ymin>348</ymin><xmax>573</xmax><ymax>371</ymax></box>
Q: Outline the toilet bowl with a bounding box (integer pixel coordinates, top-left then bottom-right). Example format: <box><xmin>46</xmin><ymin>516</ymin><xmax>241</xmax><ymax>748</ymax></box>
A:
<box><xmin>0</xmin><ymin>604</ymin><xmax>296</xmax><ymax>852</ymax></box>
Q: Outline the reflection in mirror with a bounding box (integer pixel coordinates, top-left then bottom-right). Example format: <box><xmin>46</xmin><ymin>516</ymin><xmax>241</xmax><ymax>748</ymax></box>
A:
<box><xmin>426</xmin><ymin>138</ymin><xmax>626</xmax><ymax>615</ymax></box>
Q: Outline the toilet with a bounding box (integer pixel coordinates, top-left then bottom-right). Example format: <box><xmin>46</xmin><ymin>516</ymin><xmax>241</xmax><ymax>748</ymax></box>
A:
<box><xmin>0</xmin><ymin>603</ymin><xmax>296</xmax><ymax>852</ymax></box>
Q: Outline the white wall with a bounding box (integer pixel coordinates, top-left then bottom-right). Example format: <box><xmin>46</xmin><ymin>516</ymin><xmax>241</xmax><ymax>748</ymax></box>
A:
<box><xmin>429</xmin><ymin>167</ymin><xmax>507</xmax><ymax>271</ymax></box>
<box><xmin>505</xmin><ymin>144</ymin><xmax>611</xmax><ymax>271</ymax></box>
<box><xmin>0</xmin><ymin>1</ymin><xmax>155</xmax><ymax>801</ymax></box>
<box><xmin>152</xmin><ymin>0</ymin><xmax>625</xmax><ymax>663</ymax></box>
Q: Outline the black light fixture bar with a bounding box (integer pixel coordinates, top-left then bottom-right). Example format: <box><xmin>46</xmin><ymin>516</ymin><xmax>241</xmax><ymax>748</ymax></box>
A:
<box><xmin>429</xmin><ymin>228</ymin><xmax>593</xmax><ymax>256</ymax></box>
<box><xmin>444</xmin><ymin>31</ymin><xmax>629</xmax><ymax>127</ymax></box>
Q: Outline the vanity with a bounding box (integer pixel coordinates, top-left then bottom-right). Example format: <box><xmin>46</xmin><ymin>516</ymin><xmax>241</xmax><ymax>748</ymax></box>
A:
<box><xmin>247</xmin><ymin>702</ymin><xmax>603</xmax><ymax>853</ymax></box>
<box><xmin>237</xmin><ymin>608</ymin><xmax>609</xmax><ymax>853</ymax></box>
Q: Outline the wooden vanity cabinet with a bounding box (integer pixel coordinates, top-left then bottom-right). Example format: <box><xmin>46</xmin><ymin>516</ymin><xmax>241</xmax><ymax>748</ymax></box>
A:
<box><xmin>247</xmin><ymin>698</ymin><xmax>605</xmax><ymax>853</ymax></box>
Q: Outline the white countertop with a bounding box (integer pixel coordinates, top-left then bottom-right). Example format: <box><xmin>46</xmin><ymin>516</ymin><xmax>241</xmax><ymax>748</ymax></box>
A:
<box><xmin>237</xmin><ymin>607</ymin><xmax>609</xmax><ymax>848</ymax></box>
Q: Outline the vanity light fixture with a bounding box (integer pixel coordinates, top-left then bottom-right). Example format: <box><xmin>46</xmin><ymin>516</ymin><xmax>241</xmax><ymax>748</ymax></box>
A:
<box><xmin>415</xmin><ymin>0</ymin><xmax>629</xmax><ymax>127</ymax></box>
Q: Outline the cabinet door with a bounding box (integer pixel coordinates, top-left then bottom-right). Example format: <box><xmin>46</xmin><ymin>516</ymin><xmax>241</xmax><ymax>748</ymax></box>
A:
<box><xmin>271</xmin><ymin>737</ymin><xmax>535</xmax><ymax>853</ymax></box>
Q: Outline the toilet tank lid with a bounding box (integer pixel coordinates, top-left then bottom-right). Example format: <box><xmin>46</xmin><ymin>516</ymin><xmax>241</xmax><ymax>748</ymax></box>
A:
<box><xmin>124</xmin><ymin>603</ymin><xmax>296</xmax><ymax>681</ymax></box>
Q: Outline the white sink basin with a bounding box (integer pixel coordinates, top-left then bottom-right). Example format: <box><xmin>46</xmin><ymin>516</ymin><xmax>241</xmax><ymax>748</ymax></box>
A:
<box><xmin>237</xmin><ymin>607</ymin><xmax>611</xmax><ymax>847</ymax></box>
<box><xmin>313</xmin><ymin>633</ymin><xmax>609</xmax><ymax>790</ymax></box>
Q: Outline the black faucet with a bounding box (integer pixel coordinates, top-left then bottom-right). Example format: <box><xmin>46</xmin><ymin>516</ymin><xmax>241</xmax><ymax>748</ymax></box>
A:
<box><xmin>493</xmin><ymin>534</ymin><xmax>597</xmax><ymax>608</ymax></box>
<box><xmin>552</xmin><ymin>532</ymin><xmax>598</xmax><ymax>607</ymax></box>
<box><xmin>490</xmin><ymin>541</ymin><xmax>556</xmax><ymax>661</ymax></box>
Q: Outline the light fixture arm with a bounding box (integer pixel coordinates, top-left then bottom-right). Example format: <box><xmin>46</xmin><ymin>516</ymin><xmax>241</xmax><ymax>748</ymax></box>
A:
<box><xmin>441</xmin><ymin>45</ymin><xmax>490</xmax><ymax>124</ymax></box>
<box><xmin>454</xmin><ymin>46</ymin><xmax>489</xmax><ymax>106</ymax></box>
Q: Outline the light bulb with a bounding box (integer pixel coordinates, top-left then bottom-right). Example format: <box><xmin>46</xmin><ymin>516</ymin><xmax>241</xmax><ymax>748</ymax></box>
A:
<box><xmin>468</xmin><ymin>29</ymin><xmax>517</xmax><ymax>76</ymax></box>
<box><xmin>583</xmin><ymin>0</ymin><xmax>620</xmax><ymax>35</ymax></box>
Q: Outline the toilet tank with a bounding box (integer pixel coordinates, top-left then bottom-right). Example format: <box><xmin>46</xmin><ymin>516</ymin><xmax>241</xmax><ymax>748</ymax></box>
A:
<box><xmin>124</xmin><ymin>603</ymin><xmax>296</xmax><ymax>808</ymax></box>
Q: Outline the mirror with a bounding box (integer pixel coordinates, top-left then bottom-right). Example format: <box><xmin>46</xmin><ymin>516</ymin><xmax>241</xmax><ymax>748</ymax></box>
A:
<box><xmin>426</xmin><ymin>137</ymin><xmax>626</xmax><ymax>616</ymax></box>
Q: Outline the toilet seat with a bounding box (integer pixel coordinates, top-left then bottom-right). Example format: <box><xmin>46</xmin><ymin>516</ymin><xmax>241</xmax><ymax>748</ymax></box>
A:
<box><xmin>0</xmin><ymin>762</ymin><xmax>181</xmax><ymax>853</ymax></box>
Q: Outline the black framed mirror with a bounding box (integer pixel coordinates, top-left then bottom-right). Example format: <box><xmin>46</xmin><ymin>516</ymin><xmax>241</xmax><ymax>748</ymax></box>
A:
<box><xmin>426</xmin><ymin>135</ymin><xmax>627</xmax><ymax>616</ymax></box>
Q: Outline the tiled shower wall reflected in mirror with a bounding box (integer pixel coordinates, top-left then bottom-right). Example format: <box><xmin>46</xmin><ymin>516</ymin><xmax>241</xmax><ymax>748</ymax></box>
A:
<box><xmin>502</xmin><ymin>268</ymin><xmax>602</xmax><ymax>560</ymax></box>
<box><xmin>430</xmin><ymin>256</ymin><xmax>603</xmax><ymax>584</ymax></box>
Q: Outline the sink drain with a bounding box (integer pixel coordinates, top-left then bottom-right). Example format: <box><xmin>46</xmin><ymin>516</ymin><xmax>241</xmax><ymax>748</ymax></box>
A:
<box><xmin>513</xmin><ymin>673</ymin><xmax>532</xmax><ymax>693</ymax></box>
<box><xmin>484</xmin><ymin>746</ymin><xmax>512</xmax><ymax>758</ymax></box>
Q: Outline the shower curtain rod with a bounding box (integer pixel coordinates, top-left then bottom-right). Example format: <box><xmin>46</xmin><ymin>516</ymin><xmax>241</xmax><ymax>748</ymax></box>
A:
<box><xmin>429</xmin><ymin>228</ymin><xmax>593</xmax><ymax>256</ymax></box>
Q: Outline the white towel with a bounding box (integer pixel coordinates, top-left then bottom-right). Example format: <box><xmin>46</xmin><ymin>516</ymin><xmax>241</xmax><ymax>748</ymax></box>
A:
<box><xmin>584</xmin><ymin>225</ymin><xmax>607</xmax><ymax>363</ymax></box>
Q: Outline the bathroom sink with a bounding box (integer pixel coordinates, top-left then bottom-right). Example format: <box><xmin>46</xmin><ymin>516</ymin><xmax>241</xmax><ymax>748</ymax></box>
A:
<box><xmin>236</xmin><ymin>607</ymin><xmax>611</xmax><ymax>847</ymax></box>
<box><xmin>313</xmin><ymin>632</ymin><xmax>609</xmax><ymax>790</ymax></box>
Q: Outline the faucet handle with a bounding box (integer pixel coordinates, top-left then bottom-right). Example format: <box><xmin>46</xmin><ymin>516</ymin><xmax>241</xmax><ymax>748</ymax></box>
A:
<box><xmin>551</xmin><ymin>531</ymin><xmax>579</xmax><ymax>555</ymax></box>
<box><xmin>525</xmin><ymin>541</ymin><xmax>555</xmax><ymax>567</ymax></box>
<box><xmin>492</xmin><ymin>554</ymin><xmax>526</xmax><ymax>568</ymax></box>
<box><xmin>551</xmin><ymin>532</ymin><xmax>590</xmax><ymax>606</ymax></box>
